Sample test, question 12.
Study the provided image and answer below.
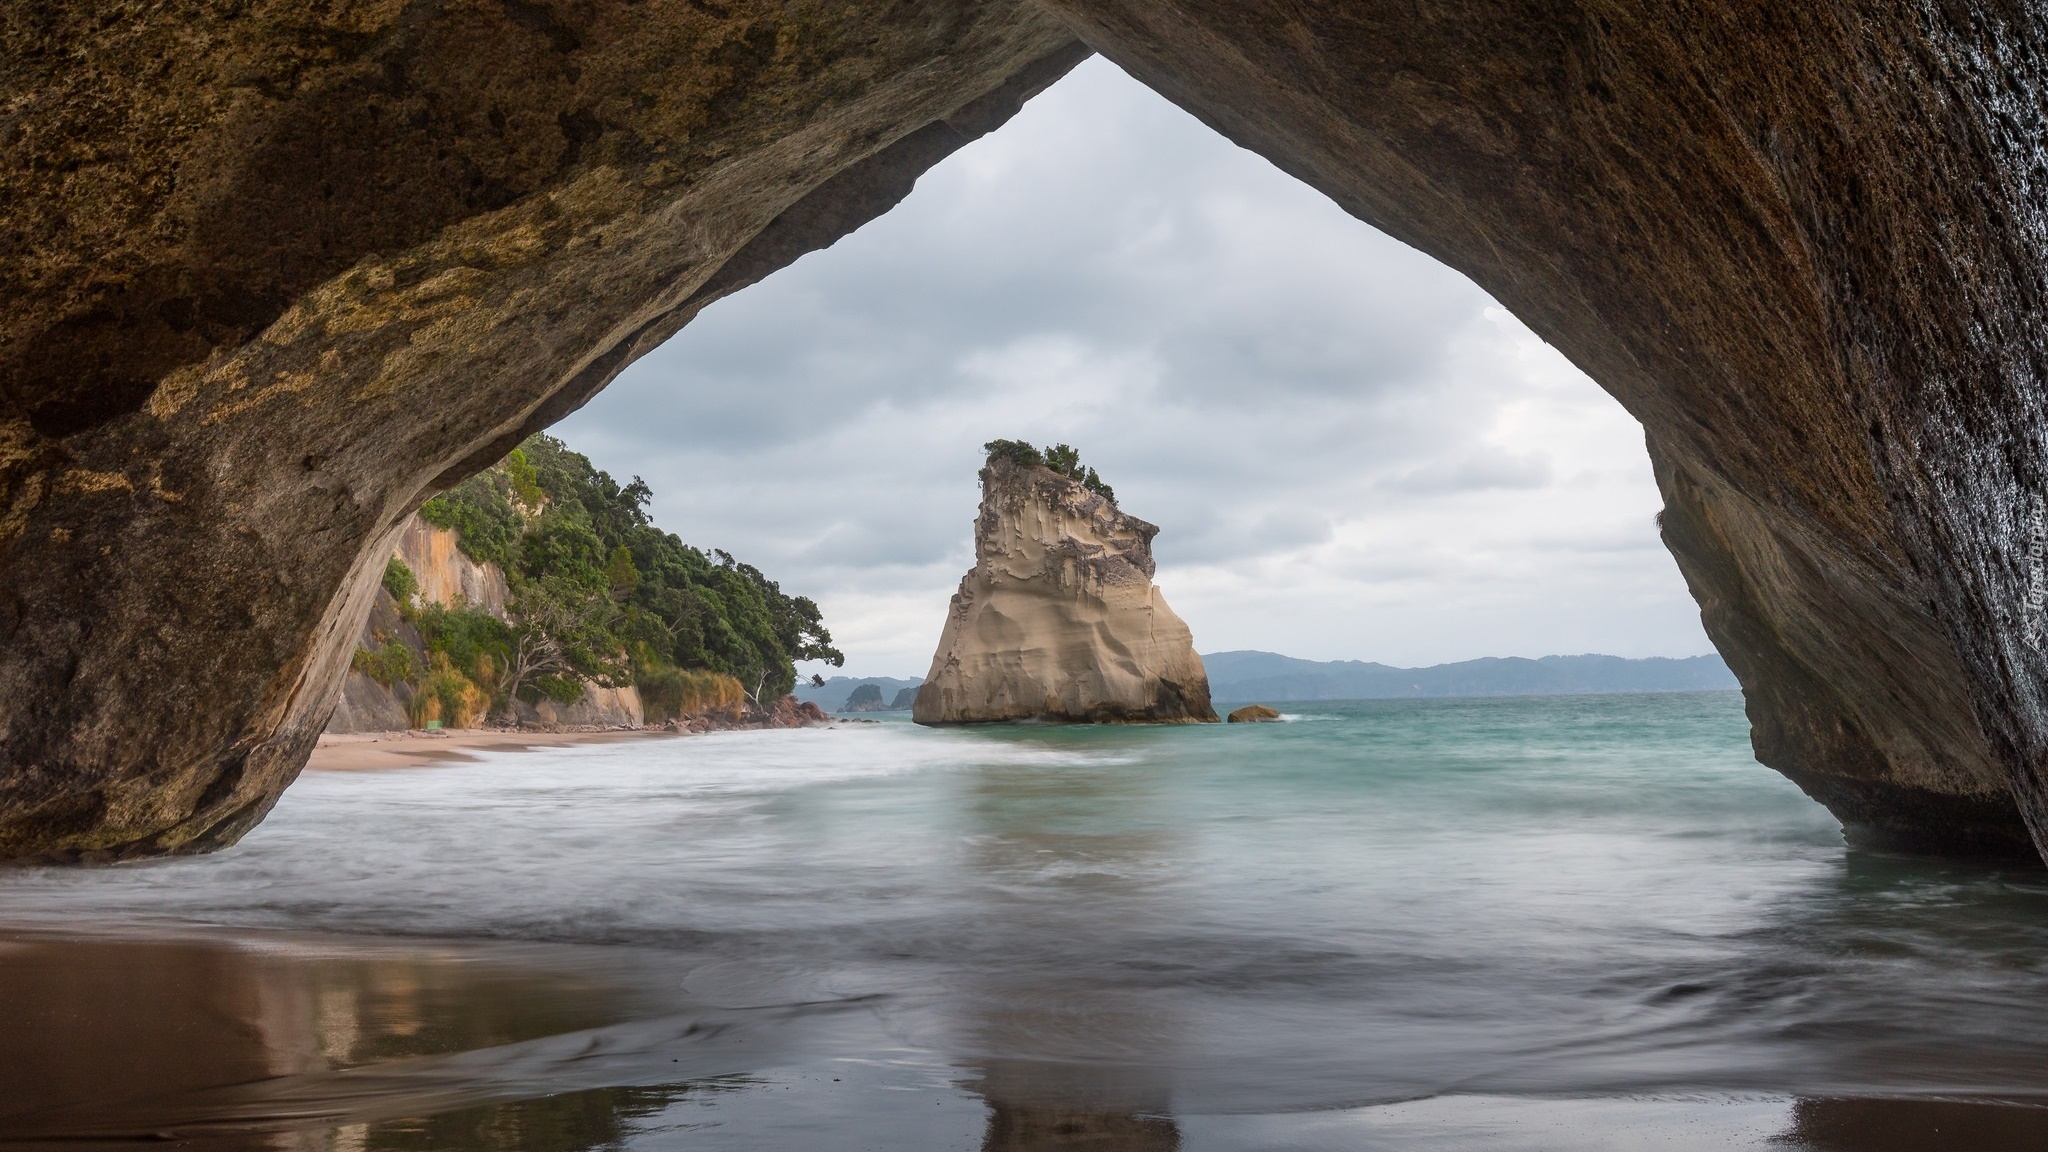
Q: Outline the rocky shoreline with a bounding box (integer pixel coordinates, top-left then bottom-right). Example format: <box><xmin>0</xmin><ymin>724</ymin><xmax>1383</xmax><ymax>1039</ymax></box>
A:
<box><xmin>664</xmin><ymin>696</ymin><xmax>833</xmax><ymax>733</ymax></box>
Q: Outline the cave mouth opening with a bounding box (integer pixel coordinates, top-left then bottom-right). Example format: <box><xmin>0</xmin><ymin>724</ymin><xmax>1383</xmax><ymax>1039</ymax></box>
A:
<box><xmin>547</xmin><ymin>56</ymin><xmax>1711</xmax><ymax>690</ymax></box>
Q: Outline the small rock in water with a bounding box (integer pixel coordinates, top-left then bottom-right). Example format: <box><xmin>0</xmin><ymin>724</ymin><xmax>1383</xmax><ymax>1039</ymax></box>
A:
<box><xmin>1227</xmin><ymin>704</ymin><xmax>1283</xmax><ymax>723</ymax></box>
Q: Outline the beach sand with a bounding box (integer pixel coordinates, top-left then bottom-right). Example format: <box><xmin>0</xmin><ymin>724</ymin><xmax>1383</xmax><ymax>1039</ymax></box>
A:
<box><xmin>309</xmin><ymin>727</ymin><xmax>677</xmax><ymax>771</ymax></box>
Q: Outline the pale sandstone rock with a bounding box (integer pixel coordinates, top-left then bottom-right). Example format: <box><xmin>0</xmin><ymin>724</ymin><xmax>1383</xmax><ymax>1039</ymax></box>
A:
<box><xmin>914</xmin><ymin>459</ymin><xmax>1217</xmax><ymax>725</ymax></box>
<box><xmin>395</xmin><ymin>515</ymin><xmax>509</xmax><ymax>618</ymax></box>
<box><xmin>516</xmin><ymin>683</ymin><xmax>644</xmax><ymax>728</ymax></box>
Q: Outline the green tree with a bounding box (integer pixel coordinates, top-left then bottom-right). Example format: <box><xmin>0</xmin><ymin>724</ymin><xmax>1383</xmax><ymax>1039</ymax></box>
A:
<box><xmin>500</xmin><ymin>575</ymin><xmax>629</xmax><ymax>714</ymax></box>
<box><xmin>1043</xmin><ymin>442</ymin><xmax>1080</xmax><ymax>476</ymax></box>
<box><xmin>419</xmin><ymin>469</ymin><xmax>525</xmax><ymax>567</ymax></box>
<box><xmin>605</xmin><ymin>545</ymin><xmax>639</xmax><ymax>599</ymax></box>
<box><xmin>382</xmin><ymin>557</ymin><xmax>418</xmax><ymax>607</ymax></box>
<box><xmin>984</xmin><ymin>438</ymin><xmax>1116</xmax><ymax>504</ymax></box>
<box><xmin>983</xmin><ymin>439</ymin><xmax>1045</xmax><ymax>469</ymax></box>
<box><xmin>503</xmin><ymin>446</ymin><xmax>546</xmax><ymax>507</ymax></box>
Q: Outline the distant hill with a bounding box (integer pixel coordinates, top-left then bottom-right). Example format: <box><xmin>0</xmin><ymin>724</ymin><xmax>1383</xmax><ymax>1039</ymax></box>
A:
<box><xmin>796</xmin><ymin>675</ymin><xmax>923</xmax><ymax>713</ymax></box>
<box><xmin>1202</xmin><ymin>651</ymin><xmax>1737</xmax><ymax>701</ymax></box>
<box><xmin>842</xmin><ymin>683</ymin><xmax>888</xmax><ymax>711</ymax></box>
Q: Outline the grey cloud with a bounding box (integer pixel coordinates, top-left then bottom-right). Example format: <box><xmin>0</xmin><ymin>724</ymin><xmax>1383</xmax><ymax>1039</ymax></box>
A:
<box><xmin>1383</xmin><ymin>451</ymin><xmax>1554</xmax><ymax>495</ymax></box>
<box><xmin>1163</xmin><ymin>507</ymin><xmax>1334</xmax><ymax>564</ymax></box>
<box><xmin>554</xmin><ymin>58</ymin><xmax>1707</xmax><ymax>676</ymax></box>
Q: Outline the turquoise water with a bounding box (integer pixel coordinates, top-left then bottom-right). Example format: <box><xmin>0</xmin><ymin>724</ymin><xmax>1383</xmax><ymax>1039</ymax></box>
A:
<box><xmin>9</xmin><ymin>692</ymin><xmax>2048</xmax><ymax>1148</ymax></box>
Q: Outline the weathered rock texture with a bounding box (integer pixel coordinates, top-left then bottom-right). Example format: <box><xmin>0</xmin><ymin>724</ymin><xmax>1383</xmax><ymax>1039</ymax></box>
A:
<box><xmin>393</xmin><ymin>516</ymin><xmax>509</xmax><ymax>620</ymax></box>
<box><xmin>324</xmin><ymin>589</ymin><xmax>416</xmax><ymax>736</ymax></box>
<box><xmin>6</xmin><ymin>2</ymin><xmax>2048</xmax><ymax>860</ymax></box>
<box><xmin>913</xmin><ymin>459</ymin><xmax>1216</xmax><ymax>725</ymax></box>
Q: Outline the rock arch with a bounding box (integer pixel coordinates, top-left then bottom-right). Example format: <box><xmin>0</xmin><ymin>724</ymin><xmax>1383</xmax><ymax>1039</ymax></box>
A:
<box><xmin>3</xmin><ymin>2</ymin><xmax>2044</xmax><ymax>861</ymax></box>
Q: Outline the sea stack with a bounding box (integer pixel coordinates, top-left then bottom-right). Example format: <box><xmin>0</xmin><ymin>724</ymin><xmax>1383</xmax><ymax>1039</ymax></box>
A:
<box><xmin>914</xmin><ymin>444</ymin><xmax>1218</xmax><ymax>725</ymax></box>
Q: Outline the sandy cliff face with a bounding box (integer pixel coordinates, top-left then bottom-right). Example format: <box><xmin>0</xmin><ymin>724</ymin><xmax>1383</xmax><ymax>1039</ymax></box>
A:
<box><xmin>394</xmin><ymin>517</ymin><xmax>509</xmax><ymax>619</ymax></box>
<box><xmin>914</xmin><ymin>460</ymin><xmax>1216</xmax><ymax>725</ymax></box>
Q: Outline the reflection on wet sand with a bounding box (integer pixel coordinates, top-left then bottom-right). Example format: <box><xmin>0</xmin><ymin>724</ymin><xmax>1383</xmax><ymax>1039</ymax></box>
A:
<box><xmin>326</xmin><ymin>1085</ymin><xmax>682</xmax><ymax>1152</ymax></box>
<box><xmin>958</xmin><ymin>757</ymin><xmax>1184</xmax><ymax>1152</ymax></box>
<box><xmin>0</xmin><ymin>930</ymin><xmax>646</xmax><ymax>1148</ymax></box>
<box><xmin>980</xmin><ymin>1100</ymin><xmax>1178</xmax><ymax>1151</ymax></box>
<box><xmin>0</xmin><ymin>931</ymin><xmax>856</xmax><ymax>1150</ymax></box>
<box><xmin>974</xmin><ymin>1065</ymin><xmax>1179</xmax><ymax>1152</ymax></box>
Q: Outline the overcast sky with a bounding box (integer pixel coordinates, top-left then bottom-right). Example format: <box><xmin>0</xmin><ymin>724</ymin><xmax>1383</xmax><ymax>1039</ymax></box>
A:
<box><xmin>555</xmin><ymin>57</ymin><xmax>1713</xmax><ymax>680</ymax></box>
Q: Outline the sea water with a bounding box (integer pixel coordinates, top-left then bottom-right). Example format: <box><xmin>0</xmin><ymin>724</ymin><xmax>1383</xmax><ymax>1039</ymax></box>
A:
<box><xmin>7</xmin><ymin>692</ymin><xmax>2048</xmax><ymax>1149</ymax></box>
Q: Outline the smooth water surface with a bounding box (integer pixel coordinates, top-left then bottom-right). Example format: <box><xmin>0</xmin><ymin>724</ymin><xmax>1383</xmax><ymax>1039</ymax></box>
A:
<box><xmin>8</xmin><ymin>693</ymin><xmax>2048</xmax><ymax>1149</ymax></box>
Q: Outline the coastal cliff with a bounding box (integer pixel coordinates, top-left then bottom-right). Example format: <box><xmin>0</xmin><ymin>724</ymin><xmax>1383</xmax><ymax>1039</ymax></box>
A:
<box><xmin>325</xmin><ymin>513</ymin><xmax>643</xmax><ymax>733</ymax></box>
<box><xmin>327</xmin><ymin>435</ymin><xmax>829</xmax><ymax>737</ymax></box>
<box><xmin>914</xmin><ymin>453</ymin><xmax>1216</xmax><ymax>725</ymax></box>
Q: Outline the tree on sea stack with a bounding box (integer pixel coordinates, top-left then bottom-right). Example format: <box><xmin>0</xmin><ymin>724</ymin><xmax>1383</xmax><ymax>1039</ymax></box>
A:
<box><xmin>912</xmin><ymin>442</ymin><xmax>1217</xmax><ymax>725</ymax></box>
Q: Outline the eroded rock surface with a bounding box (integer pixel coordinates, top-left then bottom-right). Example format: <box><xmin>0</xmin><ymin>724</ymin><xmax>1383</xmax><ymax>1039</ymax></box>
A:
<box><xmin>913</xmin><ymin>459</ymin><xmax>1215</xmax><ymax>725</ymax></box>
<box><xmin>1042</xmin><ymin>1</ymin><xmax>2048</xmax><ymax>857</ymax></box>
<box><xmin>5</xmin><ymin>2</ymin><xmax>2048</xmax><ymax>860</ymax></box>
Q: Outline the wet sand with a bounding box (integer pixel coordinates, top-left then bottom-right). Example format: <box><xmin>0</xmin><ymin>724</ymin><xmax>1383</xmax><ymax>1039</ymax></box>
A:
<box><xmin>3</xmin><ymin>927</ymin><xmax>2048</xmax><ymax>1151</ymax></box>
<box><xmin>309</xmin><ymin>728</ymin><xmax>680</xmax><ymax>772</ymax></box>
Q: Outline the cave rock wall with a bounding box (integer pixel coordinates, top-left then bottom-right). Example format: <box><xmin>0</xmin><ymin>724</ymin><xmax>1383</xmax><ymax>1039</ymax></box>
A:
<box><xmin>4</xmin><ymin>2</ymin><xmax>2048</xmax><ymax>861</ymax></box>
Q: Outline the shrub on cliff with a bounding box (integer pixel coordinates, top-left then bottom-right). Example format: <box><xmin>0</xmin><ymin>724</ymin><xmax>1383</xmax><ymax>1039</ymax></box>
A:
<box><xmin>983</xmin><ymin>439</ymin><xmax>1045</xmax><ymax>469</ymax></box>
<box><xmin>382</xmin><ymin>557</ymin><xmax>418</xmax><ymax>608</ymax></box>
<box><xmin>419</xmin><ymin>470</ymin><xmax>525</xmax><ymax>568</ymax></box>
<box><xmin>351</xmin><ymin>637</ymin><xmax>417</xmax><ymax>688</ymax></box>
<box><xmin>984</xmin><ymin>439</ymin><xmax>1117</xmax><ymax>504</ymax></box>
<box><xmin>414</xmin><ymin>602</ymin><xmax>511</xmax><ymax>690</ymax></box>
<box><xmin>405</xmin><ymin>652</ymin><xmax>491</xmax><ymax>729</ymax></box>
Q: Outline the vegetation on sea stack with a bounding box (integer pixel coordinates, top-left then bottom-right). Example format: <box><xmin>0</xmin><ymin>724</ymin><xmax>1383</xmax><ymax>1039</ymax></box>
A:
<box><xmin>983</xmin><ymin>439</ymin><xmax>1117</xmax><ymax>505</ymax></box>
<box><xmin>372</xmin><ymin>434</ymin><xmax>840</xmax><ymax>722</ymax></box>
